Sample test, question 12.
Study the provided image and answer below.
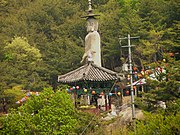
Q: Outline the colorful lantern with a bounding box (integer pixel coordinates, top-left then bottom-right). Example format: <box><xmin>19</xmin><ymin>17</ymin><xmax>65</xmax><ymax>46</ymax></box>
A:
<box><xmin>126</xmin><ymin>91</ymin><xmax>129</xmax><ymax>95</ymax></box>
<box><xmin>127</xmin><ymin>75</ymin><xmax>130</xmax><ymax>80</ymax></box>
<box><xmin>16</xmin><ymin>91</ymin><xmax>40</xmax><ymax>104</ymax></box>
<box><xmin>163</xmin><ymin>58</ymin><xmax>166</xmax><ymax>62</ymax></box>
<box><xmin>168</xmin><ymin>53</ymin><xmax>174</xmax><ymax>57</ymax></box>
<box><xmin>66</xmin><ymin>89</ymin><xmax>71</xmax><ymax>93</ymax></box>
<box><xmin>76</xmin><ymin>86</ymin><xmax>80</xmax><ymax>89</ymax></box>
<box><xmin>16</xmin><ymin>101</ymin><xmax>20</xmax><ymax>104</ymax></box>
<box><xmin>70</xmin><ymin>87</ymin><xmax>73</xmax><ymax>91</ymax></box>
<box><xmin>117</xmin><ymin>92</ymin><xmax>121</xmax><ymax>96</ymax></box>
<box><xmin>72</xmin><ymin>86</ymin><xmax>76</xmax><ymax>89</ymax></box>
<box><xmin>100</xmin><ymin>92</ymin><xmax>104</xmax><ymax>95</ymax></box>
<box><xmin>114</xmin><ymin>87</ymin><xmax>118</xmax><ymax>91</ymax></box>
<box><xmin>92</xmin><ymin>90</ymin><xmax>95</xmax><ymax>95</ymax></box>
<box><xmin>133</xmin><ymin>67</ymin><xmax>137</xmax><ymax>71</ymax></box>
<box><xmin>84</xmin><ymin>88</ymin><xmax>88</xmax><ymax>93</ymax></box>
<box><xmin>35</xmin><ymin>92</ymin><xmax>39</xmax><ymax>96</ymax></box>
<box><xmin>134</xmin><ymin>74</ymin><xmax>138</xmax><ymax>80</ymax></box>
<box><xmin>109</xmin><ymin>93</ymin><xmax>113</xmax><ymax>96</ymax></box>
<box><xmin>26</xmin><ymin>92</ymin><xmax>31</xmax><ymax>97</ymax></box>
<box><xmin>21</xmin><ymin>98</ymin><xmax>26</xmax><ymax>102</ymax></box>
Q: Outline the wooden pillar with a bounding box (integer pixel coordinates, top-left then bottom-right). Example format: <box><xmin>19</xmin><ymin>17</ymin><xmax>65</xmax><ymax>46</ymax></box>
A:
<box><xmin>108</xmin><ymin>96</ymin><xmax>111</xmax><ymax>110</ymax></box>
<box><xmin>74</xmin><ymin>91</ymin><xmax>77</xmax><ymax>108</ymax></box>
<box><xmin>105</xmin><ymin>94</ymin><xmax>108</xmax><ymax>111</ymax></box>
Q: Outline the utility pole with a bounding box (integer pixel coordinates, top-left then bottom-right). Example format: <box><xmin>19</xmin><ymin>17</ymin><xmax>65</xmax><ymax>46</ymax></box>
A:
<box><xmin>120</xmin><ymin>34</ymin><xmax>139</xmax><ymax>120</ymax></box>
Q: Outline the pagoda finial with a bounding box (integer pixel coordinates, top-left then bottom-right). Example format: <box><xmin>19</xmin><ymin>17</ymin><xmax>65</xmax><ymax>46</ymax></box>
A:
<box><xmin>88</xmin><ymin>0</ymin><xmax>92</xmax><ymax>12</ymax></box>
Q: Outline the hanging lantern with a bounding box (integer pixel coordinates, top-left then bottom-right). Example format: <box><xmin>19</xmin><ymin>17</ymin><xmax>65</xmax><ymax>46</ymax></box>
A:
<box><xmin>70</xmin><ymin>87</ymin><xmax>73</xmax><ymax>91</ymax></box>
<box><xmin>72</xmin><ymin>86</ymin><xmax>76</xmax><ymax>89</ymax></box>
<box><xmin>109</xmin><ymin>93</ymin><xmax>113</xmax><ymax>96</ymax></box>
<box><xmin>127</xmin><ymin>74</ymin><xmax>130</xmax><ymax>80</ymax></box>
<box><xmin>84</xmin><ymin>88</ymin><xmax>88</xmax><ymax>93</ymax></box>
<box><xmin>66</xmin><ymin>88</ymin><xmax>71</xmax><ymax>93</ymax></box>
<box><xmin>16</xmin><ymin>101</ymin><xmax>20</xmax><ymax>104</ymax></box>
<box><xmin>133</xmin><ymin>86</ymin><xmax>137</xmax><ymax>90</ymax></box>
<box><xmin>168</xmin><ymin>53</ymin><xmax>174</xmax><ymax>57</ymax></box>
<box><xmin>92</xmin><ymin>90</ymin><xmax>96</xmax><ymax>95</ymax></box>
<box><xmin>133</xmin><ymin>67</ymin><xmax>137</xmax><ymax>71</ymax></box>
<box><xmin>26</xmin><ymin>92</ymin><xmax>31</xmax><ymax>97</ymax></box>
<box><xmin>100</xmin><ymin>92</ymin><xmax>104</xmax><ymax>95</ymax></box>
<box><xmin>21</xmin><ymin>97</ymin><xmax>26</xmax><ymax>102</ymax></box>
<box><xmin>114</xmin><ymin>87</ymin><xmax>118</xmax><ymax>91</ymax></box>
<box><xmin>163</xmin><ymin>58</ymin><xmax>166</xmax><ymax>62</ymax></box>
<box><xmin>35</xmin><ymin>92</ymin><xmax>39</xmax><ymax>96</ymax></box>
<box><xmin>117</xmin><ymin>92</ymin><xmax>121</xmax><ymax>96</ymax></box>
<box><xmin>134</xmin><ymin>74</ymin><xmax>138</xmax><ymax>80</ymax></box>
<box><xmin>126</xmin><ymin>91</ymin><xmax>129</xmax><ymax>95</ymax></box>
<box><xmin>76</xmin><ymin>86</ymin><xmax>80</xmax><ymax>89</ymax></box>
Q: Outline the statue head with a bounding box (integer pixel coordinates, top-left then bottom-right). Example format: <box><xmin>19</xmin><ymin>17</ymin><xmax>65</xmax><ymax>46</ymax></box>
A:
<box><xmin>86</xmin><ymin>17</ymin><xmax>98</xmax><ymax>32</ymax></box>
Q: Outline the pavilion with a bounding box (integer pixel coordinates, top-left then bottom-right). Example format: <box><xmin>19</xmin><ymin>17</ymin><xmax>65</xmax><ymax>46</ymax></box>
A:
<box><xmin>58</xmin><ymin>0</ymin><xmax>124</xmax><ymax>110</ymax></box>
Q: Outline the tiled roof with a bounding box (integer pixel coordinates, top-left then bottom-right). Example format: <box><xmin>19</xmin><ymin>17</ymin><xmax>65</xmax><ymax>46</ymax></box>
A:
<box><xmin>58</xmin><ymin>63</ymin><xmax>118</xmax><ymax>83</ymax></box>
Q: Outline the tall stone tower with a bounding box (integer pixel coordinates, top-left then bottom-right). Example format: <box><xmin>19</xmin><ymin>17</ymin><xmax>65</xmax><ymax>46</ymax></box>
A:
<box><xmin>81</xmin><ymin>0</ymin><xmax>102</xmax><ymax>67</ymax></box>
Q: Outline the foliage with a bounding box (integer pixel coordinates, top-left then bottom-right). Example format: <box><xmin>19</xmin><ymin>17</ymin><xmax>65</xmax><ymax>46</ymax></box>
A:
<box><xmin>0</xmin><ymin>87</ymin><xmax>103</xmax><ymax>135</ymax></box>
<box><xmin>1</xmin><ymin>36</ymin><xmax>44</xmax><ymax>89</ymax></box>
<box><xmin>0</xmin><ymin>0</ymin><xmax>179</xmax><ymax>88</ymax></box>
<box><xmin>133</xmin><ymin>44</ymin><xmax>180</xmax><ymax>135</ymax></box>
<box><xmin>128</xmin><ymin>111</ymin><xmax>180</xmax><ymax>135</ymax></box>
<box><xmin>1</xmin><ymin>85</ymin><xmax>26</xmax><ymax>110</ymax></box>
<box><xmin>0</xmin><ymin>87</ymin><xmax>78</xmax><ymax>134</ymax></box>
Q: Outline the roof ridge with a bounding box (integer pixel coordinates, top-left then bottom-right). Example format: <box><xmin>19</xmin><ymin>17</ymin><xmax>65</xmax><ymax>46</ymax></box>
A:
<box><xmin>58</xmin><ymin>64</ymin><xmax>88</xmax><ymax>81</ymax></box>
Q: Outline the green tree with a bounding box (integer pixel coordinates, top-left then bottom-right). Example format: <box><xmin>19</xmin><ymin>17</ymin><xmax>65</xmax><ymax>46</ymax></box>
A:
<box><xmin>0</xmin><ymin>87</ymin><xmax>78</xmax><ymax>134</ymax></box>
<box><xmin>0</xmin><ymin>87</ymin><xmax>102</xmax><ymax>135</ymax></box>
<box><xmin>129</xmin><ymin>111</ymin><xmax>180</xmax><ymax>135</ymax></box>
<box><xmin>2</xmin><ymin>36</ymin><xmax>44</xmax><ymax>89</ymax></box>
<box><xmin>133</xmin><ymin>55</ymin><xmax>180</xmax><ymax>134</ymax></box>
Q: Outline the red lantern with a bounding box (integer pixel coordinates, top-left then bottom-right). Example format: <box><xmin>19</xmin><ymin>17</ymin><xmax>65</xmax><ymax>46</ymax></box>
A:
<box><xmin>133</xmin><ymin>67</ymin><xmax>137</xmax><ymax>71</ymax></box>
<box><xmin>70</xmin><ymin>87</ymin><xmax>73</xmax><ymax>91</ymax></box>
<box><xmin>126</xmin><ymin>91</ymin><xmax>129</xmax><ymax>95</ymax></box>
<box><xmin>92</xmin><ymin>91</ymin><xmax>96</xmax><ymax>95</ymax></box>
<box><xmin>168</xmin><ymin>53</ymin><xmax>174</xmax><ymax>57</ymax></box>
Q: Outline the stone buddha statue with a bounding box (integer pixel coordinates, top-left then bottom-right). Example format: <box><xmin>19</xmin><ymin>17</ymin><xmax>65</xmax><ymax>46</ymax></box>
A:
<box><xmin>81</xmin><ymin>17</ymin><xmax>101</xmax><ymax>67</ymax></box>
